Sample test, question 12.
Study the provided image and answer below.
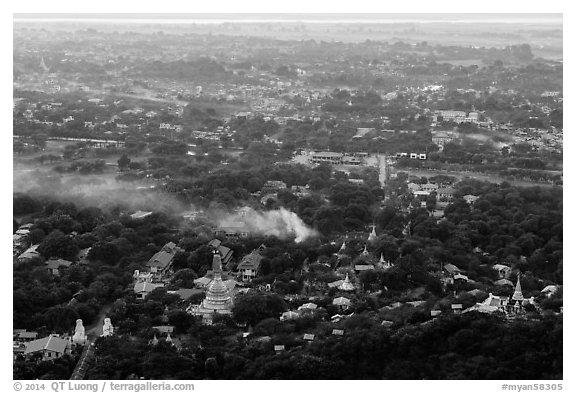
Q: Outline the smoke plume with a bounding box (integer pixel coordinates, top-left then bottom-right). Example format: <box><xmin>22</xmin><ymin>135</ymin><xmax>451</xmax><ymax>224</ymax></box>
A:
<box><xmin>216</xmin><ymin>207</ymin><xmax>317</xmax><ymax>243</ymax></box>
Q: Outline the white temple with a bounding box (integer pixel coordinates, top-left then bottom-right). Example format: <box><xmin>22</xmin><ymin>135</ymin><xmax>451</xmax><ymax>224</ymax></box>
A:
<box><xmin>102</xmin><ymin>318</ymin><xmax>114</xmax><ymax>337</ymax></box>
<box><xmin>187</xmin><ymin>252</ymin><xmax>233</xmax><ymax>324</ymax></box>
<box><xmin>72</xmin><ymin>319</ymin><xmax>86</xmax><ymax>345</ymax></box>
<box><xmin>338</xmin><ymin>273</ymin><xmax>355</xmax><ymax>291</ymax></box>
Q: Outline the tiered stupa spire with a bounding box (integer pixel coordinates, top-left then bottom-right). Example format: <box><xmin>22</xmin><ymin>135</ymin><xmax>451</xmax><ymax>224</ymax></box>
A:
<box><xmin>512</xmin><ymin>274</ymin><xmax>524</xmax><ymax>302</ymax></box>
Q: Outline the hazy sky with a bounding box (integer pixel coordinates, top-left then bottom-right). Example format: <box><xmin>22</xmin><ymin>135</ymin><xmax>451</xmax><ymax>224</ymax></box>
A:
<box><xmin>13</xmin><ymin>13</ymin><xmax>563</xmax><ymax>25</ymax></box>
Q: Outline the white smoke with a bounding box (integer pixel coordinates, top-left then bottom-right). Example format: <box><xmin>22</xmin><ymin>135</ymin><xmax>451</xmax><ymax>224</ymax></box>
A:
<box><xmin>216</xmin><ymin>207</ymin><xmax>317</xmax><ymax>243</ymax></box>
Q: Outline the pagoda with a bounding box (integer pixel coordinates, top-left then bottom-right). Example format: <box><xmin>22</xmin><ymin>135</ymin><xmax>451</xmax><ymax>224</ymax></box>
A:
<box><xmin>187</xmin><ymin>252</ymin><xmax>233</xmax><ymax>324</ymax></box>
<box><xmin>368</xmin><ymin>225</ymin><xmax>377</xmax><ymax>243</ymax></box>
<box><xmin>511</xmin><ymin>274</ymin><xmax>525</xmax><ymax>311</ymax></box>
<box><xmin>361</xmin><ymin>244</ymin><xmax>370</xmax><ymax>256</ymax></box>
<box><xmin>39</xmin><ymin>57</ymin><xmax>49</xmax><ymax>72</ymax></box>
<box><xmin>338</xmin><ymin>273</ymin><xmax>355</xmax><ymax>291</ymax></box>
<box><xmin>379</xmin><ymin>253</ymin><xmax>391</xmax><ymax>270</ymax></box>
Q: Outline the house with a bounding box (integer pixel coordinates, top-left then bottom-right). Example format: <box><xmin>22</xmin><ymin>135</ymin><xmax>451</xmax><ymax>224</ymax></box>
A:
<box><xmin>431</xmin><ymin>131</ymin><xmax>456</xmax><ymax>148</ymax></box>
<box><xmin>354</xmin><ymin>264</ymin><xmax>375</xmax><ymax>272</ymax></box>
<box><xmin>45</xmin><ymin>259</ymin><xmax>73</xmax><ymax>276</ymax></box>
<box><xmin>437</xmin><ymin>187</ymin><xmax>455</xmax><ymax>200</ymax></box>
<box><xmin>541</xmin><ymin>285</ymin><xmax>560</xmax><ymax>297</ymax></box>
<box><xmin>332</xmin><ymin>296</ymin><xmax>352</xmax><ymax>310</ymax></box>
<box><xmin>24</xmin><ymin>335</ymin><xmax>71</xmax><ymax>361</ymax></box>
<box><xmin>454</xmin><ymin>273</ymin><xmax>469</xmax><ymax>282</ymax></box>
<box><xmin>152</xmin><ymin>326</ymin><xmax>174</xmax><ymax>334</ymax></box>
<box><xmin>493</xmin><ymin>264</ymin><xmax>512</xmax><ymax>279</ymax></box>
<box><xmin>216</xmin><ymin>222</ymin><xmax>250</xmax><ymax>239</ymax></box>
<box><xmin>311</xmin><ymin>152</ymin><xmax>343</xmax><ymax>165</ymax></box>
<box><xmin>303</xmin><ymin>333</ymin><xmax>315</xmax><ymax>341</ymax></box>
<box><xmin>145</xmin><ymin>242</ymin><xmax>181</xmax><ymax>276</ymax></box>
<box><xmin>237</xmin><ymin>245</ymin><xmax>265</xmax><ymax>282</ymax></box>
<box><xmin>17</xmin><ymin>244</ymin><xmax>41</xmax><ymax>262</ymax></box>
<box><xmin>16</xmin><ymin>331</ymin><xmax>38</xmax><ymax>342</ymax></box>
<box><xmin>298</xmin><ymin>302</ymin><xmax>318</xmax><ymax>311</ymax></box>
<box><xmin>280</xmin><ymin>311</ymin><xmax>301</xmax><ymax>321</ymax></box>
<box><xmin>13</xmin><ymin>231</ymin><xmax>31</xmax><ymax>257</ymax></box>
<box><xmin>342</xmin><ymin>156</ymin><xmax>362</xmax><ymax>166</ymax></box>
<box><xmin>463</xmin><ymin>292</ymin><xmax>509</xmax><ymax>314</ymax></box>
<box><xmin>332</xmin><ymin>329</ymin><xmax>344</xmax><ymax>336</ymax></box>
<box><xmin>463</xmin><ymin>195</ymin><xmax>480</xmax><ymax>204</ymax></box>
<box><xmin>328</xmin><ymin>279</ymin><xmax>344</xmax><ymax>288</ymax></box>
<box><xmin>207</xmin><ymin>239</ymin><xmax>234</xmax><ymax>267</ymax></box>
<box><xmin>261</xmin><ymin>180</ymin><xmax>287</xmax><ymax>194</ymax></box>
<box><xmin>134</xmin><ymin>281</ymin><xmax>164</xmax><ymax>300</ymax></box>
<box><xmin>443</xmin><ymin>263</ymin><xmax>461</xmax><ymax>277</ymax></box>
<box><xmin>421</xmin><ymin>183</ymin><xmax>439</xmax><ymax>193</ymax></box>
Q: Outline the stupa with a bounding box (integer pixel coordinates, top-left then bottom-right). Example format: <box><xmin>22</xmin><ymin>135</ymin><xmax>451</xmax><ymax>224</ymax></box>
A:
<box><xmin>368</xmin><ymin>225</ymin><xmax>377</xmax><ymax>243</ymax></box>
<box><xmin>188</xmin><ymin>252</ymin><xmax>233</xmax><ymax>324</ymax></box>
<box><xmin>379</xmin><ymin>253</ymin><xmax>392</xmax><ymax>269</ymax></box>
<box><xmin>511</xmin><ymin>274</ymin><xmax>525</xmax><ymax>310</ymax></box>
<box><xmin>102</xmin><ymin>318</ymin><xmax>114</xmax><ymax>337</ymax></box>
<box><xmin>361</xmin><ymin>244</ymin><xmax>370</xmax><ymax>256</ymax></box>
<box><xmin>72</xmin><ymin>319</ymin><xmax>86</xmax><ymax>345</ymax></box>
<box><xmin>339</xmin><ymin>273</ymin><xmax>355</xmax><ymax>291</ymax></box>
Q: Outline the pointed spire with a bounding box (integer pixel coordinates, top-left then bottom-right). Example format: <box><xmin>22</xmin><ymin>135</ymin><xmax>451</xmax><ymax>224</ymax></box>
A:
<box><xmin>151</xmin><ymin>334</ymin><xmax>159</xmax><ymax>346</ymax></box>
<box><xmin>339</xmin><ymin>273</ymin><xmax>355</xmax><ymax>291</ymax></box>
<box><xmin>212</xmin><ymin>251</ymin><xmax>222</xmax><ymax>276</ymax></box>
<box><xmin>368</xmin><ymin>225</ymin><xmax>377</xmax><ymax>243</ymax></box>
<box><xmin>362</xmin><ymin>244</ymin><xmax>369</xmax><ymax>256</ymax></box>
<box><xmin>339</xmin><ymin>235</ymin><xmax>347</xmax><ymax>253</ymax></box>
<box><xmin>379</xmin><ymin>253</ymin><xmax>391</xmax><ymax>269</ymax></box>
<box><xmin>512</xmin><ymin>274</ymin><xmax>524</xmax><ymax>302</ymax></box>
<box><xmin>166</xmin><ymin>333</ymin><xmax>173</xmax><ymax>344</ymax></box>
<box><xmin>40</xmin><ymin>57</ymin><xmax>49</xmax><ymax>72</ymax></box>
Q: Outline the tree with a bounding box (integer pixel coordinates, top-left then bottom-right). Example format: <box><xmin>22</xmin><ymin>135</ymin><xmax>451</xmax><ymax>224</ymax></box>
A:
<box><xmin>37</xmin><ymin>230</ymin><xmax>79</xmax><ymax>261</ymax></box>
<box><xmin>14</xmin><ymin>195</ymin><xmax>40</xmax><ymax>215</ymax></box>
<box><xmin>117</xmin><ymin>154</ymin><xmax>131</xmax><ymax>171</ymax></box>
<box><xmin>232</xmin><ymin>292</ymin><xmax>287</xmax><ymax>326</ymax></box>
<box><xmin>88</xmin><ymin>242</ymin><xmax>120</xmax><ymax>265</ymax></box>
